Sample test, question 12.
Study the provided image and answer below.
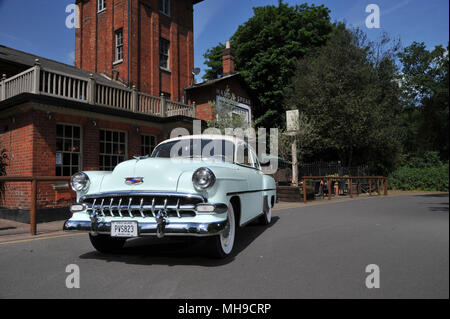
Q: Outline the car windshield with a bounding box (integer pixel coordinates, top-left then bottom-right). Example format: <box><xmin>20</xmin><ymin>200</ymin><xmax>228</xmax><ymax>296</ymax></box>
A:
<box><xmin>151</xmin><ymin>138</ymin><xmax>235</xmax><ymax>163</ymax></box>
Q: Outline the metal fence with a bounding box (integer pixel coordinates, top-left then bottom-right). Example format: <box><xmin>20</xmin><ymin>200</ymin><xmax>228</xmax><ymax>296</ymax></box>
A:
<box><xmin>301</xmin><ymin>176</ymin><xmax>388</xmax><ymax>203</ymax></box>
<box><xmin>0</xmin><ymin>176</ymin><xmax>71</xmax><ymax>235</ymax></box>
<box><xmin>300</xmin><ymin>161</ymin><xmax>370</xmax><ymax>177</ymax></box>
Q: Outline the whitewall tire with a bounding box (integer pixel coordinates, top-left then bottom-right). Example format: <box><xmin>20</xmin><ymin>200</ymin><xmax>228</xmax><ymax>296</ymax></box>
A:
<box><xmin>207</xmin><ymin>203</ymin><xmax>236</xmax><ymax>258</ymax></box>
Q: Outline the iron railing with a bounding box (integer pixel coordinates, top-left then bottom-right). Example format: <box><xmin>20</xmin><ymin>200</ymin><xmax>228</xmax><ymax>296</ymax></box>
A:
<box><xmin>0</xmin><ymin>176</ymin><xmax>72</xmax><ymax>235</ymax></box>
<box><xmin>301</xmin><ymin>176</ymin><xmax>388</xmax><ymax>203</ymax></box>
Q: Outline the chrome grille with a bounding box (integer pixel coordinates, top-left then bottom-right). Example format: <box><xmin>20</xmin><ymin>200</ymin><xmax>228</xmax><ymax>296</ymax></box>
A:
<box><xmin>81</xmin><ymin>193</ymin><xmax>204</xmax><ymax>218</ymax></box>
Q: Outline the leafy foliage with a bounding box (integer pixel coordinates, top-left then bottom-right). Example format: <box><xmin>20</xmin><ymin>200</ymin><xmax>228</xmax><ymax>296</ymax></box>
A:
<box><xmin>277</xmin><ymin>112</ymin><xmax>319</xmax><ymax>165</ymax></box>
<box><xmin>398</xmin><ymin>42</ymin><xmax>449</xmax><ymax>159</ymax></box>
<box><xmin>202</xmin><ymin>43</ymin><xmax>226</xmax><ymax>81</ymax></box>
<box><xmin>388</xmin><ymin>152</ymin><xmax>448</xmax><ymax>191</ymax></box>
<box><xmin>202</xmin><ymin>3</ymin><xmax>448</xmax><ymax>179</ymax></box>
<box><xmin>285</xmin><ymin>25</ymin><xmax>404</xmax><ymax>174</ymax></box>
<box><xmin>202</xmin><ymin>1</ymin><xmax>334</xmax><ymax>128</ymax></box>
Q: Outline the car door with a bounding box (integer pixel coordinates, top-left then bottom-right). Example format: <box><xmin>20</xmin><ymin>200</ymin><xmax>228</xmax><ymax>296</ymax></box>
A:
<box><xmin>235</xmin><ymin>142</ymin><xmax>264</xmax><ymax>225</ymax></box>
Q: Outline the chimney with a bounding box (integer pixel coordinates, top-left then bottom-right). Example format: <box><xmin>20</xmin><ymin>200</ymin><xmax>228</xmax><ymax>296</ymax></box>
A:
<box><xmin>222</xmin><ymin>40</ymin><xmax>235</xmax><ymax>76</ymax></box>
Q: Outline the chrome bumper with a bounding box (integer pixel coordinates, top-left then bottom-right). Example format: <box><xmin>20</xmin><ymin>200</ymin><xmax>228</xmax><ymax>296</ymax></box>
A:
<box><xmin>63</xmin><ymin>219</ymin><xmax>228</xmax><ymax>237</ymax></box>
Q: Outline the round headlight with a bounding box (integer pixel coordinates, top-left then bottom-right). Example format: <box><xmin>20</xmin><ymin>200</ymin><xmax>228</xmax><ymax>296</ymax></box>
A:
<box><xmin>192</xmin><ymin>167</ymin><xmax>216</xmax><ymax>190</ymax></box>
<box><xmin>70</xmin><ymin>172</ymin><xmax>90</xmax><ymax>192</ymax></box>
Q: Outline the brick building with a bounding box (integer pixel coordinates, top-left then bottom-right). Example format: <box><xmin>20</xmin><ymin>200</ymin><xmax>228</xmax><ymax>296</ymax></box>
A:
<box><xmin>0</xmin><ymin>0</ymin><xmax>206</xmax><ymax>222</ymax></box>
<box><xmin>75</xmin><ymin>0</ymin><xmax>202</xmax><ymax>102</ymax></box>
<box><xmin>186</xmin><ymin>41</ymin><xmax>255</xmax><ymax>124</ymax></box>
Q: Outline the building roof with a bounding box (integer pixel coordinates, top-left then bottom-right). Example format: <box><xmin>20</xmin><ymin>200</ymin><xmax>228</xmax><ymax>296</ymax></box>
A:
<box><xmin>0</xmin><ymin>45</ymin><xmax>126</xmax><ymax>89</ymax></box>
<box><xmin>185</xmin><ymin>73</ymin><xmax>257</xmax><ymax>105</ymax></box>
<box><xmin>185</xmin><ymin>73</ymin><xmax>241</xmax><ymax>91</ymax></box>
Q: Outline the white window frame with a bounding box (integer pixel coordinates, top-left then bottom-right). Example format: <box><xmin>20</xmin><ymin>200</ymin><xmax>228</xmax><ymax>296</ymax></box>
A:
<box><xmin>216</xmin><ymin>95</ymin><xmax>252</xmax><ymax>125</ymax></box>
<box><xmin>160</xmin><ymin>0</ymin><xmax>171</xmax><ymax>16</ymax></box>
<box><xmin>99</xmin><ymin>129</ymin><xmax>128</xmax><ymax>171</ymax></box>
<box><xmin>98</xmin><ymin>0</ymin><xmax>106</xmax><ymax>13</ymax></box>
<box><xmin>235</xmin><ymin>142</ymin><xmax>257</xmax><ymax>169</ymax></box>
<box><xmin>115</xmin><ymin>29</ymin><xmax>124</xmax><ymax>63</ymax></box>
<box><xmin>56</xmin><ymin>123</ymin><xmax>83</xmax><ymax>176</ymax></box>
<box><xmin>159</xmin><ymin>38</ymin><xmax>170</xmax><ymax>70</ymax></box>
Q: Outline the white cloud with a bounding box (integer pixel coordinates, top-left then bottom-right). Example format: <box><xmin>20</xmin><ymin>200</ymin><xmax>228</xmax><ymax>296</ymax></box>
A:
<box><xmin>67</xmin><ymin>51</ymin><xmax>75</xmax><ymax>65</ymax></box>
<box><xmin>382</xmin><ymin>0</ymin><xmax>412</xmax><ymax>16</ymax></box>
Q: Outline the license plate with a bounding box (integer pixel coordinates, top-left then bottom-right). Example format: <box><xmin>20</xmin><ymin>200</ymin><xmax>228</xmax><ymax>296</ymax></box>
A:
<box><xmin>111</xmin><ymin>221</ymin><xmax>138</xmax><ymax>237</ymax></box>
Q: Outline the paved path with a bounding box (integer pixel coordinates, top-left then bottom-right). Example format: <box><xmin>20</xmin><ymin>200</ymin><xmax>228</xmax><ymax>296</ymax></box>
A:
<box><xmin>0</xmin><ymin>193</ymin><xmax>448</xmax><ymax>298</ymax></box>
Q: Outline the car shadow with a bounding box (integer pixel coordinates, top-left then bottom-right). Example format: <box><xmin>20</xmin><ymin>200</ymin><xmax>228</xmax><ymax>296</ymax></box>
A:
<box><xmin>412</xmin><ymin>193</ymin><xmax>449</xmax><ymax>213</ymax></box>
<box><xmin>78</xmin><ymin>216</ymin><xmax>279</xmax><ymax>267</ymax></box>
<box><xmin>428</xmin><ymin>202</ymin><xmax>449</xmax><ymax>213</ymax></box>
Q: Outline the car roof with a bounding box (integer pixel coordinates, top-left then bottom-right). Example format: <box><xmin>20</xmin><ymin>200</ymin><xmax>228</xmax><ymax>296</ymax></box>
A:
<box><xmin>160</xmin><ymin>134</ymin><xmax>247</xmax><ymax>146</ymax></box>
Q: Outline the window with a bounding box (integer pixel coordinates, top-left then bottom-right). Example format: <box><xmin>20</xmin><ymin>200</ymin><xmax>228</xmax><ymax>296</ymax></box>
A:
<box><xmin>99</xmin><ymin>130</ymin><xmax>127</xmax><ymax>171</ymax></box>
<box><xmin>56</xmin><ymin>124</ymin><xmax>81</xmax><ymax>176</ymax></box>
<box><xmin>250</xmin><ymin>149</ymin><xmax>261</xmax><ymax>170</ymax></box>
<box><xmin>159</xmin><ymin>38</ymin><xmax>170</xmax><ymax>69</ymax></box>
<box><xmin>152</xmin><ymin>139</ymin><xmax>235</xmax><ymax>163</ymax></box>
<box><xmin>115</xmin><ymin>29</ymin><xmax>124</xmax><ymax>62</ymax></box>
<box><xmin>141</xmin><ymin>135</ymin><xmax>157</xmax><ymax>156</ymax></box>
<box><xmin>236</xmin><ymin>143</ymin><xmax>255</xmax><ymax>168</ymax></box>
<box><xmin>98</xmin><ymin>0</ymin><xmax>106</xmax><ymax>13</ymax></box>
<box><xmin>159</xmin><ymin>0</ymin><xmax>170</xmax><ymax>16</ymax></box>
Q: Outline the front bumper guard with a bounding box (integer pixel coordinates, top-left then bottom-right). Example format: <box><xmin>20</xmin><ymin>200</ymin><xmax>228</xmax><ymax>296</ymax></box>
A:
<box><xmin>63</xmin><ymin>218</ymin><xmax>228</xmax><ymax>237</ymax></box>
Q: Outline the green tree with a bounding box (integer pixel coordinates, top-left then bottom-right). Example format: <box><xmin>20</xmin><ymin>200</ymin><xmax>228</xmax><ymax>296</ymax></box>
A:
<box><xmin>202</xmin><ymin>43</ymin><xmax>226</xmax><ymax>81</ymax></box>
<box><xmin>202</xmin><ymin>1</ymin><xmax>334</xmax><ymax>128</ymax></box>
<box><xmin>398</xmin><ymin>42</ymin><xmax>449</xmax><ymax>159</ymax></box>
<box><xmin>285</xmin><ymin>25</ymin><xmax>404</xmax><ymax>174</ymax></box>
<box><xmin>278</xmin><ymin>112</ymin><xmax>319</xmax><ymax>165</ymax></box>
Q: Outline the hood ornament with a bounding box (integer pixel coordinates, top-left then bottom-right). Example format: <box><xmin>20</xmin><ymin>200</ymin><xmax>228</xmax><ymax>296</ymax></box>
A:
<box><xmin>125</xmin><ymin>177</ymin><xmax>144</xmax><ymax>185</ymax></box>
<box><xmin>133</xmin><ymin>155</ymin><xmax>150</xmax><ymax>161</ymax></box>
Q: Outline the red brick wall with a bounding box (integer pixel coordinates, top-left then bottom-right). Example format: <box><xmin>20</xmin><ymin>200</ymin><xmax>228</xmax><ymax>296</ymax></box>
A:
<box><xmin>0</xmin><ymin>114</ymin><xmax>33</xmax><ymax>209</ymax></box>
<box><xmin>75</xmin><ymin>0</ymin><xmax>194</xmax><ymax>102</ymax></box>
<box><xmin>0</xmin><ymin>108</ymin><xmax>163</xmax><ymax>210</ymax></box>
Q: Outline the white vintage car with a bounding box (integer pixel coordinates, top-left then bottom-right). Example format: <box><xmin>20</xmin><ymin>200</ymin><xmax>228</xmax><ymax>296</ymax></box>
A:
<box><xmin>63</xmin><ymin>135</ymin><xmax>276</xmax><ymax>258</ymax></box>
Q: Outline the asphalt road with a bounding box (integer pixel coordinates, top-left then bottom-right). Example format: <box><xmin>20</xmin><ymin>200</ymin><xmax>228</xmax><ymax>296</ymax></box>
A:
<box><xmin>0</xmin><ymin>193</ymin><xmax>448</xmax><ymax>299</ymax></box>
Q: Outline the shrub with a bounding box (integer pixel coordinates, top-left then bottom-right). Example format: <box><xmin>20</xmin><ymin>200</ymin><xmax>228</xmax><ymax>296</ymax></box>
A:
<box><xmin>389</xmin><ymin>162</ymin><xmax>449</xmax><ymax>191</ymax></box>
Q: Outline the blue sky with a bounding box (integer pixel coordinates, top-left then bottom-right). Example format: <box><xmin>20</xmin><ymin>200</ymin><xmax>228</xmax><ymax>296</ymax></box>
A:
<box><xmin>0</xmin><ymin>0</ymin><xmax>448</xmax><ymax>80</ymax></box>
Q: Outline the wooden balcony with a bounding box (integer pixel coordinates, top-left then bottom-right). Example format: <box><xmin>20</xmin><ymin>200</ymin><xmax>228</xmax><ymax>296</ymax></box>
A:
<box><xmin>0</xmin><ymin>59</ymin><xmax>196</xmax><ymax>118</ymax></box>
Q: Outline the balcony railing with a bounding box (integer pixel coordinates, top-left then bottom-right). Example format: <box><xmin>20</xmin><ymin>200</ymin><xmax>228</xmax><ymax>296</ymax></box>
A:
<box><xmin>0</xmin><ymin>59</ymin><xmax>196</xmax><ymax>118</ymax></box>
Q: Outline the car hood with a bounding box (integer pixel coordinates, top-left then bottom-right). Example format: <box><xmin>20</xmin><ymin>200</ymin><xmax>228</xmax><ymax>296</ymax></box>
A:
<box><xmin>97</xmin><ymin>158</ymin><xmax>235</xmax><ymax>193</ymax></box>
